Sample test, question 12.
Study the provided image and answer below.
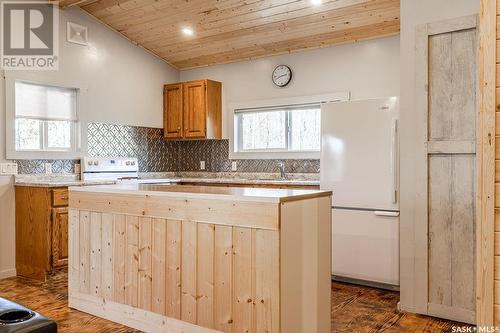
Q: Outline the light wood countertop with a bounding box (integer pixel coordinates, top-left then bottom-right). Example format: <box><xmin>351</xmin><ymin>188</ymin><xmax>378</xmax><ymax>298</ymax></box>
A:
<box><xmin>69</xmin><ymin>183</ymin><xmax>331</xmax><ymax>203</ymax></box>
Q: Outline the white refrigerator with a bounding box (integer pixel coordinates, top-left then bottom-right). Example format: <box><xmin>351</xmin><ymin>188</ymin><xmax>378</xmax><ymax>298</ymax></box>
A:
<box><xmin>320</xmin><ymin>97</ymin><xmax>399</xmax><ymax>288</ymax></box>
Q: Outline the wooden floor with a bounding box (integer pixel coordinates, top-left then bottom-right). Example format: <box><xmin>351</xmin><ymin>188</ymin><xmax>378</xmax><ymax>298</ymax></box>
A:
<box><xmin>0</xmin><ymin>269</ymin><xmax>469</xmax><ymax>333</ymax></box>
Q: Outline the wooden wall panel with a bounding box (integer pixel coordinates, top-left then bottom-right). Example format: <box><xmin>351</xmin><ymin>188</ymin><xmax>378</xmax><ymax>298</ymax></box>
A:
<box><xmin>72</xmin><ymin>212</ymin><xmax>281</xmax><ymax>333</ymax></box>
<box><xmin>70</xmin><ymin>191</ymin><xmax>279</xmax><ymax>231</ymax></box>
<box><xmin>125</xmin><ymin>216</ymin><xmax>139</xmax><ymax>308</ymax></box>
<box><xmin>68</xmin><ymin>209</ymin><xmax>80</xmax><ymax>295</ymax></box>
<box><xmin>152</xmin><ymin>218</ymin><xmax>167</xmax><ymax>315</ymax></box>
<box><xmin>89</xmin><ymin>212</ymin><xmax>102</xmax><ymax>297</ymax></box>
<box><xmin>138</xmin><ymin>217</ymin><xmax>152</xmax><ymax>311</ymax></box>
<box><xmin>494</xmin><ymin>0</ymin><xmax>500</xmax><ymax>324</ymax></box>
<box><xmin>113</xmin><ymin>215</ymin><xmax>126</xmax><ymax>303</ymax></box>
<box><xmin>197</xmin><ymin>223</ymin><xmax>215</xmax><ymax>328</ymax></box>
<box><xmin>214</xmin><ymin>225</ymin><xmax>233</xmax><ymax>332</ymax></box>
<box><xmin>78</xmin><ymin>211</ymin><xmax>90</xmax><ymax>294</ymax></box>
<box><xmin>232</xmin><ymin>228</ymin><xmax>254</xmax><ymax>333</ymax></box>
<box><xmin>166</xmin><ymin>219</ymin><xmax>182</xmax><ymax>319</ymax></box>
<box><xmin>254</xmin><ymin>230</ymin><xmax>280</xmax><ymax>333</ymax></box>
<box><xmin>101</xmin><ymin>213</ymin><xmax>114</xmax><ymax>300</ymax></box>
<box><xmin>181</xmin><ymin>220</ymin><xmax>197</xmax><ymax>324</ymax></box>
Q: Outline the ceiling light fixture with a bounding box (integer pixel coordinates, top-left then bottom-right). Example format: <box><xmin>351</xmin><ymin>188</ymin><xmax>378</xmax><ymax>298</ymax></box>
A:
<box><xmin>182</xmin><ymin>27</ymin><xmax>194</xmax><ymax>36</ymax></box>
<box><xmin>311</xmin><ymin>0</ymin><xmax>322</xmax><ymax>5</ymax></box>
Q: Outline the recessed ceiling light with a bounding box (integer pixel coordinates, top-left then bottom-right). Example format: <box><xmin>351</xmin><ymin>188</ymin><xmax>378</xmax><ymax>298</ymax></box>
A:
<box><xmin>182</xmin><ymin>27</ymin><xmax>194</xmax><ymax>36</ymax></box>
<box><xmin>311</xmin><ymin>0</ymin><xmax>322</xmax><ymax>5</ymax></box>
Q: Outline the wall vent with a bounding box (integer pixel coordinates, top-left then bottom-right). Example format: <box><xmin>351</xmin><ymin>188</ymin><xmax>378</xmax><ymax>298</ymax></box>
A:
<box><xmin>67</xmin><ymin>22</ymin><xmax>88</xmax><ymax>46</ymax></box>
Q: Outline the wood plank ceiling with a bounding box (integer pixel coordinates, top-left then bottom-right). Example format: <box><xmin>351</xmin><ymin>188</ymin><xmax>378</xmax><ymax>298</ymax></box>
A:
<box><xmin>55</xmin><ymin>0</ymin><xmax>400</xmax><ymax>69</ymax></box>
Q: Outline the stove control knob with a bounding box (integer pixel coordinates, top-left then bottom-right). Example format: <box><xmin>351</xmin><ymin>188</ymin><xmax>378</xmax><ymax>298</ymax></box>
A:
<box><xmin>94</xmin><ymin>161</ymin><xmax>99</xmax><ymax>166</ymax></box>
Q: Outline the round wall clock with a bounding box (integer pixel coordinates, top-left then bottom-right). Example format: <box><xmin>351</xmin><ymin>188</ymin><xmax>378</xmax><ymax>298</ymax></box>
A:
<box><xmin>272</xmin><ymin>65</ymin><xmax>292</xmax><ymax>87</ymax></box>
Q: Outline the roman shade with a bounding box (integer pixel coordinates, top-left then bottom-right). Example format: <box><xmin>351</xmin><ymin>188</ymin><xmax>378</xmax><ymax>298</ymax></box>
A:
<box><xmin>15</xmin><ymin>81</ymin><xmax>77</xmax><ymax>121</ymax></box>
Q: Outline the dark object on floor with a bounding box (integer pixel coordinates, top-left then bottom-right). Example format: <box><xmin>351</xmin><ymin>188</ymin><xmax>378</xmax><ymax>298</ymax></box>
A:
<box><xmin>0</xmin><ymin>298</ymin><xmax>57</xmax><ymax>333</ymax></box>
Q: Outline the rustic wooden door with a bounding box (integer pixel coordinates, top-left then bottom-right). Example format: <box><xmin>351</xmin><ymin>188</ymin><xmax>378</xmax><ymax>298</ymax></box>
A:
<box><xmin>163</xmin><ymin>83</ymin><xmax>183</xmax><ymax>139</ymax></box>
<box><xmin>52</xmin><ymin>207</ymin><xmax>69</xmax><ymax>267</ymax></box>
<box><xmin>183</xmin><ymin>80</ymin><xmax>207</xmax><ymax>139</ymax></box>
<box><xmin>414</xmin><ymin>15</ymin><xmax>478</xmax><ymax>324</ymax></box>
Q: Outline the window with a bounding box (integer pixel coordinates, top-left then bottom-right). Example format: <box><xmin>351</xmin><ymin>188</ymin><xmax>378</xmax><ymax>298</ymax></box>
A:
<box><xmin>235</xmin><ymin>104</ymin><xmax>321</xmax><ymax>153</ymax></box>
<box><xmin>14</xmin><ymin>81</ymin><xmax>78</xmax><ymax>152</ymax></box>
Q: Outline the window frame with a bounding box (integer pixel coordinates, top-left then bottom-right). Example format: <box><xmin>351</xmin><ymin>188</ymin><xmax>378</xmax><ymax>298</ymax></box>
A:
<box><xmin>14</xmin><ymin>118</ymin><xmax>79</xmax><ymax>153</ymax></box>
<box><xmin>5</xmin><ymin>75</ymin><xmax>88</xmax><ymax>160</ymax></box>
<box><xmin>235</xmin><ymin>105</ymin><xmax>321</xmax><ymax>153</ymax></box>
<box><xmin>229</xmin><ymin>92</ymin><xmax>350</xmax><ymax>160</ymax></box>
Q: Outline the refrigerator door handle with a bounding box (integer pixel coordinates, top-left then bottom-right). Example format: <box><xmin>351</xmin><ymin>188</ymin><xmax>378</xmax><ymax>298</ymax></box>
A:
<box><xmin>374</xmin><ymin>211</ymin><xmax>400</xmax><ymax>217</ymax></box>
<box><xmin>391</xmin><ymin>119</ymin><xmax>398</xmax><ymax>204</ymax></box>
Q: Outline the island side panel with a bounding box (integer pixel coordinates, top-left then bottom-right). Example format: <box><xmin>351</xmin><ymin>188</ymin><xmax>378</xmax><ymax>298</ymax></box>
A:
<box><xmin>69</xmin><ymin>191</ymin><xmax>279</xmax><ymax>230</ymax></box>
<box><xmin>280</xmin><ymin>195</ymin><xmax>332</xmax><ymax>333</ymax></box>
<box><xmin>69</xmin><ymin>191</ymin><xmax>282</xmax><ymax>333</ymax></box>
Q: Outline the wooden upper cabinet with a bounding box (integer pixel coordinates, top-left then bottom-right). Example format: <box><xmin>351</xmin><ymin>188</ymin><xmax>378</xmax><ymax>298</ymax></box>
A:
<box><xmin>183</xmin><ymin>80</ymin><xmax>207</xmax><ymax>138</ymax></box>
<box><xmin>163</xmin><ymin>83</ymin><xmax>183</xmax><ymax>139</ymax></box>
<box><xmin>163</xmin><ymin>79</ymin><xmax>221</xmax><ymax>140</ymax></box>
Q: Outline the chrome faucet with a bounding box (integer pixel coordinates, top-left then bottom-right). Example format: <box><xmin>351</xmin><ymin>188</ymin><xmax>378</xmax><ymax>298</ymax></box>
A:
<box><xmin>278</xmin><ymin>161</ymin><xmax>286</xmax><ymax>179</ymax></box>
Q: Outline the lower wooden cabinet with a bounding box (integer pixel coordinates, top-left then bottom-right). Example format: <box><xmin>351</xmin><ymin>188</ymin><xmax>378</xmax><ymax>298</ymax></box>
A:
<box><xmin>15</xmin><ymin>186</ymin><xmax>69</xmax><ymax>280</ymax></box>
<box><xmin>52</xmin><ymin>207</ymin><xmax>69</xmax><ymax>267</ymax></box>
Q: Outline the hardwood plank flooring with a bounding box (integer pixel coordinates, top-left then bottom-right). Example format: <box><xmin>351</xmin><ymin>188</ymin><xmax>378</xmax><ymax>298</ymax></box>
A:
<box><xmin>0</xmin><ymin>269</ymin><xmax>470</xmax><ymax>332</ymax></box>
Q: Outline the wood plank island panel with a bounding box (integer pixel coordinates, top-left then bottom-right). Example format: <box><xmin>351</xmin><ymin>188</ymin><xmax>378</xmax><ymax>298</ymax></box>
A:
<box><xmin>494</xmin><ymin>0</ymin><xmax>500</xmax><ymax>325</ymax></box>
<box><xmin>52</xmin><ymin>0</ymin><xmax>400</xmax><ymax>69</ymax></box>
<box><xmin>68</xmin><ymin>188</ymin><xmax>331</xmax><ymax>332</ymax></box>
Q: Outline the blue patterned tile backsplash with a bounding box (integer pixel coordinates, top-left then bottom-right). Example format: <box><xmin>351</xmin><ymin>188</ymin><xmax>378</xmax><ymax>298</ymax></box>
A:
<box><xmin>15</xmin><ymin>122</ymin><xmax>320</xmax><ymax>174</ymax></box>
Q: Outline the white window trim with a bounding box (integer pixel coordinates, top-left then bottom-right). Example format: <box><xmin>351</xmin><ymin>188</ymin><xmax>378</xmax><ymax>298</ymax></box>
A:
<box><xmin>5</xmin><ymin>74</ymin><xmax>88</xmax><ymax>160</ymax></box>
<box><xmin>229</xmin><ymin>91</ymin><xmax>350</xmax><ymax>160</ymax></box>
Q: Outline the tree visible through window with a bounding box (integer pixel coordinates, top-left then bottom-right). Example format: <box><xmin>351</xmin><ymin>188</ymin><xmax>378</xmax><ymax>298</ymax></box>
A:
<box><xmin>15</xmin><ymin>81</ymin><xmax>78</xmax><ymax>152</ymax></box>
<box><xmin>235</xmin><ymin>105</ymin><xmax>320</xmax><ymax>152</ymax></box>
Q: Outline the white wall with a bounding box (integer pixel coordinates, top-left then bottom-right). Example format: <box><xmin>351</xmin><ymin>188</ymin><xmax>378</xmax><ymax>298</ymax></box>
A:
<box><xmin>0</xmin><ymin>5</ymin><xmax>178</xmax><ymax>277</ymax></box>
<box><xmin>399</xmin><ymin>0</ymin><xmax>479</xmax><ymax>313</ymax></box>
<box><xmin>180</xmin><ymin>36</ymin><xmax>400</xmax><ymax>140</ymax></box>
<box><xmin>0</xmin><ymin>5</ymin><xmax>178</xmax><ymax>162</ymax></box>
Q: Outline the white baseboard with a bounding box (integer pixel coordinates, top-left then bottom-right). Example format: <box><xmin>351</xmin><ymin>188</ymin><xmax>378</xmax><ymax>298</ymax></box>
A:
<box><xmin>0</xmin><ymin>268</ymin><xmax>16</xmax><ymax>279</ymax></box>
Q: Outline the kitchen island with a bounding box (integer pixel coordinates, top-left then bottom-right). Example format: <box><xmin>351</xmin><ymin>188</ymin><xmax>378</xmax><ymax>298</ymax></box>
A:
<box><xmin>68</xmin><ymin>183</ymin><xmax>332</xmax><ymax>333</ymax></box>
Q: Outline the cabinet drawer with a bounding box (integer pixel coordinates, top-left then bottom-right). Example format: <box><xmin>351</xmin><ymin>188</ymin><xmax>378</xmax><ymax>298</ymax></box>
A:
<box><xmin>52</xmin><ymin>188</ymin><xmax>69</xmax><ymax>207</ymax></box>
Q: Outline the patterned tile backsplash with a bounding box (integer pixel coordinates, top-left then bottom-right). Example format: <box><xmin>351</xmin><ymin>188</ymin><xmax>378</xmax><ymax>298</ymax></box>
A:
<box><xmin>15</xmin><ymin>123</ymin><xmax>320</xmax><ymax>174</ymax></box>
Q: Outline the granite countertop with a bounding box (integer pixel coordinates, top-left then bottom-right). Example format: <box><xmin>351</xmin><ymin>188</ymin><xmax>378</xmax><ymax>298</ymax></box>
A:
<box><xmin>14</xmin><ymin>179</ymin><xmax>117</xmax><ymax>187</ymax></box>
<box><xmin>70</xmin><ymin>183</ymin><xmax>331</xmax><ymax>203</ymax></box>
<box><xmin>14</xmin><ymin>172</ymin><xmax>320</xmax><ymax>188</ymax></box>
<box><xmin>138</xmin><ymin>177</ymin><xmax>319</xmax><ymax>186</ymax></box>
<box><xmin>14</xmin><ymin>174</ymin><xmax>116</xmax><ymax>187</ymax></box>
